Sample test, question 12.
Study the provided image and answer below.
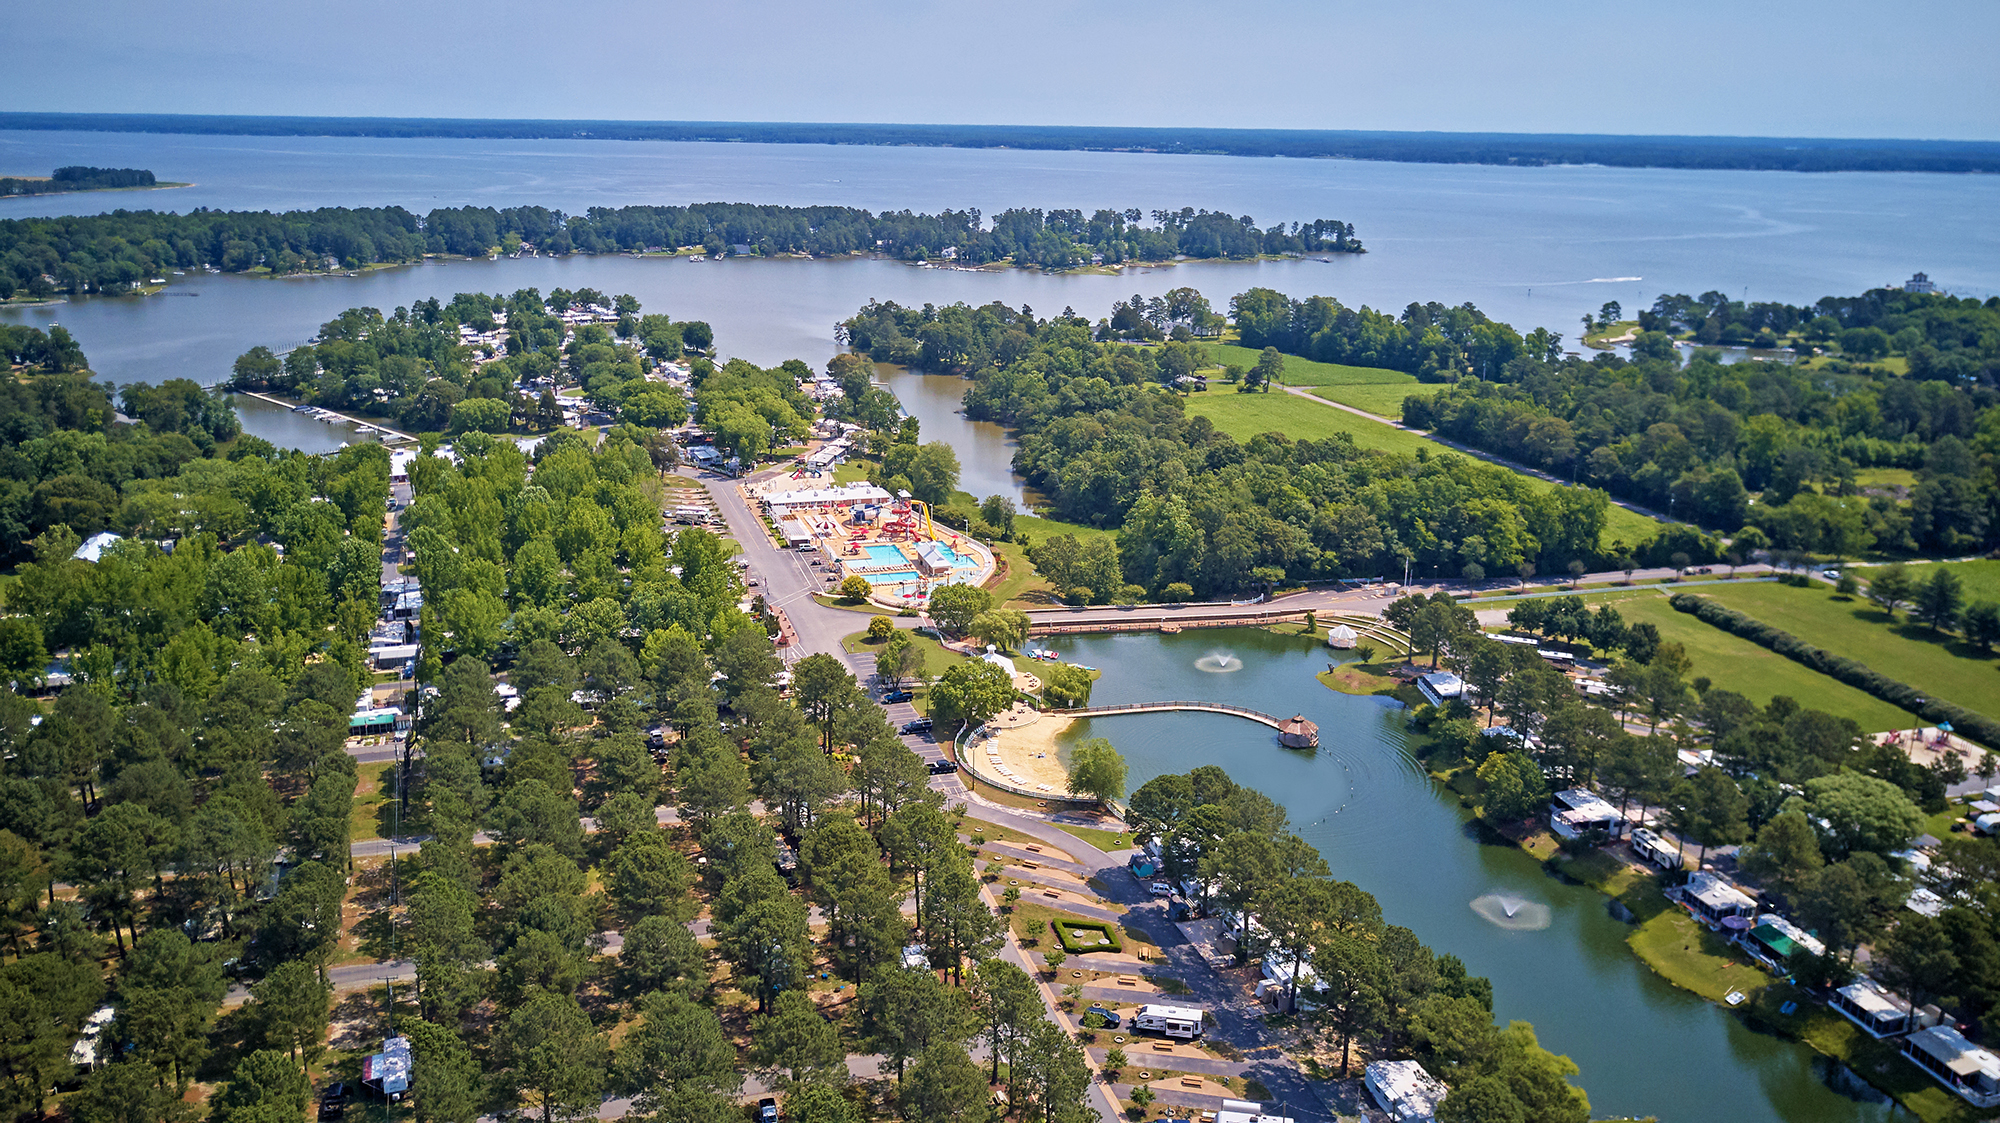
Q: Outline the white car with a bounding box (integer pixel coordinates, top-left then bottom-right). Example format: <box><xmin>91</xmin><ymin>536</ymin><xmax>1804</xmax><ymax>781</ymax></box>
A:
<box><xmin>1149</xmin><ymin>882</ymin><xmax>1173</xmax><ymax>897</ymax></box>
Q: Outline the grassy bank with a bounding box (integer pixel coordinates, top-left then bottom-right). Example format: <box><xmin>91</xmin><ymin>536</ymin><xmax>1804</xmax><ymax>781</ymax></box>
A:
<box><xmin>1202</xmin><ymin>343</ymin><xmax>1435</xmax><ymax>417</ymax></box>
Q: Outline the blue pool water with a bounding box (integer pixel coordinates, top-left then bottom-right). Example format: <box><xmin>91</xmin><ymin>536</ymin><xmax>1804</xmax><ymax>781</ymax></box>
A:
<box><xmin>863</xmin><ymin>570</ymin><xmax>921</xmax><ymax>585</ymax></box>
<box><xmin>934</xmin><ymin>544</ymin><xmax>978</xmax><ymax>569</ymax></box>
<box><xmin>863</xmin><ymin>544</ymin><xmax>908</xmax><ymax>566</ymax></box>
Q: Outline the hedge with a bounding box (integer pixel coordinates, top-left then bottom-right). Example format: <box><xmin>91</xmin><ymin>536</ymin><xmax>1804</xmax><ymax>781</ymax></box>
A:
<box><xmin>1669</xmin><ymin>593</ymin><xmax>2000</xmax><ymax>748</ymax></box>
<box><xmin>1051</xmin><ymin>918</ymin><xmax>1123</xmax><ymax>954</ymax></box>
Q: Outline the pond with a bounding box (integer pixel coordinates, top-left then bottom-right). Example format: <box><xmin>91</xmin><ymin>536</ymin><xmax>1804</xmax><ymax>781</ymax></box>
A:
<box><xmin>1038</xmin><ymin>626</ymin><xmax>1904</xmax><ymax>1123</ymax></box>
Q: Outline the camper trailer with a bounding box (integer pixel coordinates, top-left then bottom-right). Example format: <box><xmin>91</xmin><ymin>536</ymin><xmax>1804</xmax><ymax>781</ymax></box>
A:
<box><xmin>1133</xmin><ymin>1003</ymin><xmax>1205</xmax><ymax>1039</ymax></box>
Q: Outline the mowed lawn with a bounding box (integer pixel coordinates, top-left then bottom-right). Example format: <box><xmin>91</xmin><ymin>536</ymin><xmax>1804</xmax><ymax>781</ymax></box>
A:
<box><xmin>1688</xmin><ymin>581</ymin><xmax>2000</xmax><ymax>724</ymax></box>
<box><xmin>1183</xmin><ymin>389</ymin><xmax>1662</xmax><ymax>550</ymax></box>
<box><xmin>1205</xmin><ymin>343</ymin><xmax>1435</xmax><ymax>417</ymax></box>
<box><xmin>1898</xmin><ymin>558</ymin><xmax>2000</xmax><ymax>606</ymax></box>
<box><xmin>1612</xmin><ymin>593</ymin><xmax>1917</xmax><ymax>732</ymax></box>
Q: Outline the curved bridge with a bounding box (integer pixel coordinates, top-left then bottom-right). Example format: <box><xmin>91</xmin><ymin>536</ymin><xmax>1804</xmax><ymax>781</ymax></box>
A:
<box><xmin>1049</xmin><ymin>701</ymin><xmax>1284</xmax><ymax>729</ymax></box>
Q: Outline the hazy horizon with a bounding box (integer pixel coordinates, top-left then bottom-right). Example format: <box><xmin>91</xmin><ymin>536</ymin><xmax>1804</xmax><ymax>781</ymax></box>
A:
<box><xmin>9</xmin><ymin>0</ymin><xmax>1997</xmax><ymax>141</ymax></box>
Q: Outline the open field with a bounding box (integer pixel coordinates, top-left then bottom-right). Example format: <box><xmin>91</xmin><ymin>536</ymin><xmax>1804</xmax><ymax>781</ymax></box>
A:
<box><xmin>1612</xmin><ymin>594</ymin><xmax>1916</xmax><ymax>731</ymax></box>
<box><xmin>1184</xmin><ymin>388</ymin><xmax>1434</xmax><ymax>454</ymax></box>
<box><xmin>1183</xmin><ymin>389</ymin><xmax>1662</xmax><ymax>549</ymax></box>
<box><xmin>1898</xmin><ymin>558</ymin><xmax>2000</xmax><ymax>606</ymax></box>
<box><xmin>1202</xmin><ymin>343</ymin><xmax>1434</xmax><ymax>416</ymax></box>
<box><xmin>1687</xmin><ymin>580</ymin><xmax>2000</xmax><ymax>724</ymax></box>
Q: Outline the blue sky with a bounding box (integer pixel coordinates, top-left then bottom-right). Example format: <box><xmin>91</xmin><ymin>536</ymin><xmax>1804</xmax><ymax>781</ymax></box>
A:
<box><xmin>10</xmin><ymin>0</ymin><xmax>1997</xmax><ymax>139</ymax></box>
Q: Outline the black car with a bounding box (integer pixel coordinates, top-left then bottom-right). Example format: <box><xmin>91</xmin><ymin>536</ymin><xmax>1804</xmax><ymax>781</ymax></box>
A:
<box><xmin>901</xmin><ymin>718</ymin><xmax>933</xmax><ymax>735</ymax></box>
<box><xmin>928</xmin><ymin>759</ymin><xmax>959</xmax><ymax>775</ymax></box>
<box><xmin>882</xmin><ymin>689</ymin><xmax>913</xmax><ymax>703</ymax></box>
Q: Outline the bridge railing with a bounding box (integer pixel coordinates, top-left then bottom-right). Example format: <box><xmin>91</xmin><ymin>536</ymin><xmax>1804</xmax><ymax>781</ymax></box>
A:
<box><xmin>1049</xmin><ymin>701</ymin><xmax>1284</xmax><ymax>727</ymax></box>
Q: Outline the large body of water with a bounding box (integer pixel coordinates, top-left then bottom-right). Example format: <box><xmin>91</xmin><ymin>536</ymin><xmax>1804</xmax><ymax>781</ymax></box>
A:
<box><xmin>5</xmin><ymin>129</ymin><xmax>1999</xmax><ymax>494</ymax></box>
<box><xmin>1054</xmin><ymin>628</ymin><xmax>1900</xmax><ymax>1123</ymax></box>
<box><xmin>0</xmin><ymin>133</ymin><xmax>1976</xmax><ymax>1115</ymax></box>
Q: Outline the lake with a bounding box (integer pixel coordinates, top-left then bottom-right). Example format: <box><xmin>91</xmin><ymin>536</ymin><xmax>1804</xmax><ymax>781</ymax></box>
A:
<box><xmin>1051</xmin><ymin>627</ymin><xmax>1902</xmax><ymax>1123</ymax></box>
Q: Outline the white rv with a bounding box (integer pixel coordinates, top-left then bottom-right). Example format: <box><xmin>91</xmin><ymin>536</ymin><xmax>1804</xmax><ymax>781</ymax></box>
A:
<box><xmin>1133</xmin><ymin>1003</ymin><xmax>1206</xmax><ymax>1039</ymax></box>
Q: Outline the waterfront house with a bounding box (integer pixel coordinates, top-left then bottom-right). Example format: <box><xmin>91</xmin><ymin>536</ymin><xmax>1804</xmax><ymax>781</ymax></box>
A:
<box><xmin>1833</xmin><ymin>978</ymin><xmax>1920</xmax><ymax>1038</ymax></box>
<box><xmin>1902</xmin><ymin>1026</ymin><xmax>2000</xmax><ymax>1108</ymax></box>
<box><xmin>1629</xmin><ymin>827</ymin><xmax>1682</xmax><ymax>871</ymax></box>
<box><xmin>1677</xmin><ymin>871</ymin><xmax>1756</xmax><ymax>928</ymax></box>
<box><xmin>1550</xmin><ymin>789</ymin><xmax>1624</xmax><ymax>841</ymax></box>
<box><xmin>1365</xmin><ymin>1060</ymin><xmax>1448</xmax><ymax>1123</ymax></box>
<box><xmin>1738</xmin><ymin>912</ymin><xmax>1826</xmax><ymax>970</ymax></box>
<box><xmin>1415</xmin><ymin>671</ymin><xmax>1464</xmax><ymax>707</ymax></box>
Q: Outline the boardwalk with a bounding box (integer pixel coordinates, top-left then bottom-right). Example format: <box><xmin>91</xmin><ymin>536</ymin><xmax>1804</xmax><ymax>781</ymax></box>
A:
<box><xmin>1050</xmin><ymin>701</ymin><xmax>1286</xmax><ymax>729</ymax></box>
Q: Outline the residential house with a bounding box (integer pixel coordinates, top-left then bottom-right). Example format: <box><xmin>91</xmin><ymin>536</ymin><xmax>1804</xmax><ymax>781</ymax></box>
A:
<box><xmin>1677</xmin><ymin>871</ymin><xmax>1756</xmax><ymax>928</ymax></box>
<box><xmin>1365</xmin><ymin>1060</ymin><xmax>1448</xmax><ymax>1123</ymax></box>
<box><xmin>1833</xmin><ymin>978</ymin><xmax>1921</xmax><ymax>1039</ymax></box>
<box><xmin>1903</xmin><ymin>1026</ymin><xmax>2000</xmax><ymax>1108</ymax></box>
<box><xmin>1550</xmin><ymin>789</ymin><xmax>1624</xmax><ymax>841</ymax></box>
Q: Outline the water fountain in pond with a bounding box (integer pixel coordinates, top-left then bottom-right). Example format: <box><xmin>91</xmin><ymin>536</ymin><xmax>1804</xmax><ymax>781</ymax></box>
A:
<box><xmin>1194</xmin><ymin>651</ymin><xmax>1241</xmax><ymax>672</ymax></box>
<box><xmin>1470</xmin><ymin>892</ymin><xmax>1552</xmax><ymax>931</ymax></box>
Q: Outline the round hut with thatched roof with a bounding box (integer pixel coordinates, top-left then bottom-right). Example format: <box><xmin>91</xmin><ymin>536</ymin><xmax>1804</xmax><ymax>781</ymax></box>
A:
<box><xmin>1326</xmin><ymin>624</ymin><xmax>1358</xmax><ymax>649</ymax></box>
<box><xmin>1277</xmin><ymin>714</ymin><xmax>1319</xmax><ymax>748</ymax></box>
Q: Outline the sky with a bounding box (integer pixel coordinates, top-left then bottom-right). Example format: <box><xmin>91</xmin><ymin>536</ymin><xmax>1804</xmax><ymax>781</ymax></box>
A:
<box><xmin>10</xmin><ymin>0</ymin><xmax>1999</xmax><ymax>140</ymax></box>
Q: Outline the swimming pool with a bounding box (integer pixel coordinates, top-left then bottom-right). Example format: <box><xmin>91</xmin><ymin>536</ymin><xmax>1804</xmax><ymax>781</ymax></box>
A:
<box><xmin>862</xmin><ymin>544</ymin><xmax>907</xmax><ymax>566</ymax></box>
<box><xmin>862</xmin><ymin>570</ymin><xmax>921</xmax><ymax>585</ymax></box>
<box><xmin>934</xmin><ymin>544</ymin><xmax>979</xmax><ymax>569</ymax></box>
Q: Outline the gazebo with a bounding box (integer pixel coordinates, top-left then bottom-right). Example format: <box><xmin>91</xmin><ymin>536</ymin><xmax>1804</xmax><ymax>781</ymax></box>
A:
<box><xmin>1277</xmin><ymin>714</ymin><xmax>1320</xmax><ymax>748</ymax></box>
<box><xmin>1326</xmin><ymin>624</ymin><xmax>1359</xmax><ymax>649</ymax></box>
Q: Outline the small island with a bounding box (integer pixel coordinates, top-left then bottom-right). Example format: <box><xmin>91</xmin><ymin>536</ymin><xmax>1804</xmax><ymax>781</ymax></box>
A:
<box><xmin>0</xmin><ymin>165</ymin><xmax>186</xmax><ymax>199</ymax></box>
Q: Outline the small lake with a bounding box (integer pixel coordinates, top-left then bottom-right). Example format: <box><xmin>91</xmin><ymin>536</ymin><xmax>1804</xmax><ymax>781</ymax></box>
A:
<box><xmin>1045</xmin><ymin>627</ymin><xmax>1903</xmax><ymax>1123</ymax></box>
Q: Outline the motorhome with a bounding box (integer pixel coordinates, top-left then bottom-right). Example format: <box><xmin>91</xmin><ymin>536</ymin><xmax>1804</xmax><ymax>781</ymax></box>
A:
<box><xmin>1133</xmin><ymin>1003</ymin><xmax>1205</xmax><ymax>1039</ymax></box>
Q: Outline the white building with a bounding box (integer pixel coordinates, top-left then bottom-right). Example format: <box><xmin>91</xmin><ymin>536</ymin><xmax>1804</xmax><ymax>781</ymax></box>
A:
<box><xmin>1415</xmin><ymin>671</ymin><xmax>1464</xmax><ymax>707</ymax></box>
<box><xmin>764</xmin><ymin>483</ymin><xmax>892</xmax><ymax>519</ymax></box>
<box><xmin>72</xmin><ymin>532</ymin><xmax>123</xmax><ymax>562</ymax></box>
<box><xmin>1549</xmin><ymin>789</ymin><xmax>1623</xmax><ymax>840</ymax></box>
<box><xmin>1679</xmin><ymin>871</ymin><xmax>1757</xmax><ymax>928</ymax></box>
<box><xmin>1903</xmin><ymin>1026</ymin><xmax>2000</xmax><ymax>1108</ymax></box>
<box><xmin>1833</xmin><ymin>977</ymin><xmax>1921</xmax><ymax>1038</ymax></box>
<box><xmin>1366</xmin><ymin>1059</ymin><xmax>1449</xmax><ymax>1123</ymax></box>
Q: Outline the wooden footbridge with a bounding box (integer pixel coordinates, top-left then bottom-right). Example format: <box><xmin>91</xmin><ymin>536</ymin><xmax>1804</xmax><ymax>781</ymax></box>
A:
<box><xmin>1047</xmin><ymin>701</ymin><xmax>1285</xmax><ymax>728</ymax></box>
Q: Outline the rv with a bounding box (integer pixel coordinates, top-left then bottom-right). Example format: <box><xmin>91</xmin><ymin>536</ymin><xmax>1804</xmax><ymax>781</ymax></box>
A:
<box><xmin>1133</xmin><ymin>1003</ymin><xmax>1205</xmax><ymax>1039</ymax></box>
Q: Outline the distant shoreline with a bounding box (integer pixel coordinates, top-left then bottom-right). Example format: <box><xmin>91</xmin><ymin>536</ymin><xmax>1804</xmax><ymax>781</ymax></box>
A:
<box><xmin>0</xmin><ymin>180</ymin><xmax>191</xmax><ymax>201</ymax></box>
<box><xmin>4</xmin><ymin>112</ymin><xmax>1999</xmax><ymax>173</ymax></box>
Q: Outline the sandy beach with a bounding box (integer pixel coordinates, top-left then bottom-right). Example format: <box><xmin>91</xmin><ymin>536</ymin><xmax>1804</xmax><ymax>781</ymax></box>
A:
<box><xmin>979</xmin><ymin>714</ymin><xmax>1076</xmax><ymax>792</ymax></box>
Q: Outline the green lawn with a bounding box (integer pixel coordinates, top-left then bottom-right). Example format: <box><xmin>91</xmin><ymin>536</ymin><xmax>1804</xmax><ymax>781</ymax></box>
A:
<box><xmin>1612</xmin><ymin>594</ymin><xmax>1916</xmax><ymax>731</ymax></box>
<box><xmin>1898</xmin><ymin>558</ymin><xmax>2000</xmax><ymax>606</ymax></box>
<box><xmin>1626</xmin><ymin>905</ymin><xmax>1770</xmax><ymax>1005</ymax></box>
<box><xmin>1688</xmin><ymin>581</ymin><xmax>2000</xmax><ymax>726</ymax></box>
<box><xmin>1185</xmin><ymin>388</ymin><xmax>1434</xmax><ymax>455</ymax></box>
<box><xmin>1183</xmin><ymin>389</ymin><xmax>1662</xmax><ymax>550</ymax></box>
<box><xmin>1302</xmin><ymin>383</ymin><xmax>1428</xmax><ymax>418</ymax></box>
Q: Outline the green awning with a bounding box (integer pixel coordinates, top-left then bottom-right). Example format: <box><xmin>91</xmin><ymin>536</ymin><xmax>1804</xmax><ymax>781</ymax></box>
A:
<box><xmin>1750</xmin><ymin>923</ymin><xmax>1798</xmax><ymax>958</ymax></box>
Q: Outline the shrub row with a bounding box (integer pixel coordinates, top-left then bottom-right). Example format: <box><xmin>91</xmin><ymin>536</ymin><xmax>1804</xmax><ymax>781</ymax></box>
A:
<box><xmin>1670</xmin><ymin>593</ymin><xmax>2000</xmax><ymax>749</ymax></box>
<box><xmin>1051</xmin><ymin>918</ymin><xmax>1124</xmax><ymax>954</ymax></box>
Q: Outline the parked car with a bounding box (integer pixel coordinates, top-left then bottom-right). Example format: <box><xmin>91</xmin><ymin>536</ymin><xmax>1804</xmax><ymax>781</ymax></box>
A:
<box><xmin>318</xmin><ymin>1084</ymin><xmax>349</xmax><ymax>1121</ymax></box>
<box><xmin>928</xmin><ymin>759</ymin><xmax>959</xmax><ymax>774</ymax></box>
<box><xmin>1085</xmin><ymin>1005</ymin><xmax>1122</xmax><ymax>1027</ymax></box>
<box><xmin>901</xmin><ymin>718</ymin><xmax>934</xmax><ymax>735</ymax></box>
<box><xmin>882</xmin><ymin>689</ymin><xmax>913</xmax><ymax>703</ymax></box>
<box><xmin>757</xmin><ymin>1098</ymin><xmax>778</xmax><ymax>1122</ymax></box>
<box><xmin>1149</xmin><ymin>882</ymin><xmax>1173</xmax><ymax>897</ymax></box>
<box><xmin>1822</xmin><ymin>568</ymin><xmax>1841</xmax><ymax>580</ymax></box>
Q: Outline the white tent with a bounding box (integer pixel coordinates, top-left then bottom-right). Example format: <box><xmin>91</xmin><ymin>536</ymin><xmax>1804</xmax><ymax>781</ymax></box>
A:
<box><xmin>1326</xmin><ymin>624</ymin><xmax>1359</xmax><ymax>649</ymax></box>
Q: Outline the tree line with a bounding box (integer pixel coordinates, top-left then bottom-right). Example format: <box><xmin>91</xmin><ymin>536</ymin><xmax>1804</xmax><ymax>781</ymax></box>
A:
<box><xmin>0</xmin><ymin>200</ymin><xmax>1357</xmax><ymax>299</ymax></box>
<box><xmin>840</xmin><ymin>298</ymin><xmax>1649</xmax><ymax>602</ymax></box>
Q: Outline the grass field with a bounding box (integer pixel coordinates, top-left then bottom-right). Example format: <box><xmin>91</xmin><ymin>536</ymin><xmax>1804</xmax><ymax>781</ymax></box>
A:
<box><xmin>1610</xmin><ymin>593</ymin><xmax>1916</xmax><ymax>731</ymax></box>
<box><xmin>1627</xmin><ymin>905</ymin><xmax>1771</xmax><ymax>1005</ymax></box>
<box><xmin>1184</xmin><ymin>388</ymin><xmax>1435</xmax><ymax>455</ymax></box>
<box><xmin>1183</xmin><ymin>389</ymin><xmax>1663</xmax><ymax>549</ymax></box>
<box><xmin>1301</xmin><ymin>383</ymin><xmax>1427</xmax><ymax>418</ymax></box>
<box><xmin>1202</xmin><ymin>343</ymin><xmax>1435</xmax><ymax>416</ymax></box>
<box><xmin>1687</xmin><ymin>581</ymin><xmax>2000</xmax><ymax>724</ymax></box>
<box><xmin>1898</xmin><ymin>558</ymin><xmax>2000</xmax><ymax>606</ymax></box>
